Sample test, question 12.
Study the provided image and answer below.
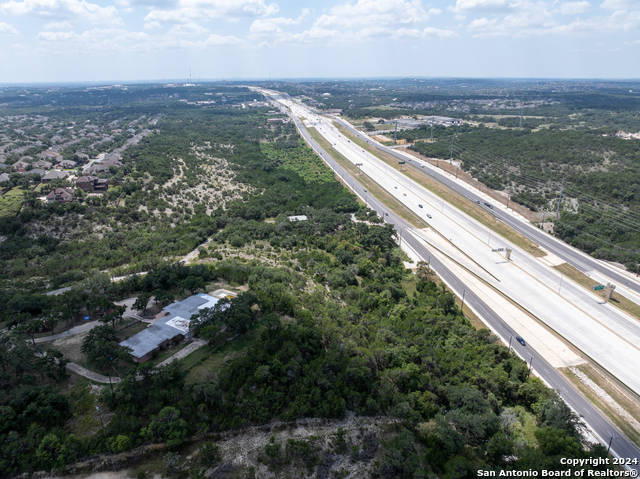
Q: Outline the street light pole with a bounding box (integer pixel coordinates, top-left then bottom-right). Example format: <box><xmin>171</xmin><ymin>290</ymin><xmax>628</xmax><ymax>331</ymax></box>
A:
<box><xmin>508</xmin><ymin>335</ymin><xmax>513</xmax><ymax>353</ymax></box>
<box><xmin>558</xmin><ymin>273</ymin><xmax>564</xmax><ymax>295</ymax></box>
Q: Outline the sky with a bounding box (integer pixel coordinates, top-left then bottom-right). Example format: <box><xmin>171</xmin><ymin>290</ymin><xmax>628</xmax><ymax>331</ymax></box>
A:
<box><xmin>0</xmin><ymin>0</ymin><xmax>639</xmax><ymax>83</ymax></box>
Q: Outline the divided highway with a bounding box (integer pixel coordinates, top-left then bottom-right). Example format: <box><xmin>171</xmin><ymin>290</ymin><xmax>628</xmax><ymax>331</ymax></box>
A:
<box><xmin>266</xmin><ymin>93</ymin><xmax>640</xmax><ymax>470</ymax></box>
<box><xmin>334</xmin><ymin>117</ymin><xmax>640</xmax><ymax>296</ymax></box>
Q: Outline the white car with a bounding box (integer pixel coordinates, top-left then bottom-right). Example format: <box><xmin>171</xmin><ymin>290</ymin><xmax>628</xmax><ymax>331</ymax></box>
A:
<box><xmin>427</xmin><ymin>214</ymin><xmax>432</xmax><ymax>219</ymax></box>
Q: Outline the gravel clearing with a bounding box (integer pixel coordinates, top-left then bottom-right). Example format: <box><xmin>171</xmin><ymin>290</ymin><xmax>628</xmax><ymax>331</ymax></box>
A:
<box><xmin>570</xmin><ymin>367</ymin><xmax>640</xmax><ymax>434</ymax></box>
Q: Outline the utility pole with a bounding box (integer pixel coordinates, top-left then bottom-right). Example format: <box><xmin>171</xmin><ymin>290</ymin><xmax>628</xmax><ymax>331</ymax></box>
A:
<box><xmin>394</xmin><ymin>120</ymin><xmax>397</xmax><ymax>145</ymax></box>
<box><xmin>96</xmin><ymin>399</ymin><xmax>116</xmax><ymax>471</ymax></box>
<box><xmin>450</xmin><ymin>136</ymin><xmax>454</xmax><ymax>164</ymax></box>
<box><xmin>558</xmin><ymin>273</ymin><xmax>564</xmax><ymax>295</ymax></box>
<box><xmin>519</xmin><ymin>105</ymin><xmax>523</xmax><ymax>129</ymax></box>
<box><xmin>556</xmin><ymin>178</ymin><xmax>564</xmax><ymax>220</ymax></box>
<box><xmin>430</xmin><ymin>117</ymin><xmax>433</xmax><ymax>141</ymax></box>
<box><xmin>528</xmin><ymin>356</ymin><xmax>534</xmax><ymax>375</ymax></box>
<box><xmin>508</xmin><ymin>335</ymin><xmax>513</xmax><ymax>352</ymax></box>
<box><xmin>461</xmin><ymin>290</ymin><xmax>466</xmax><ymax>311</ymax></box>
<box><xmin>607</xmin><ymin>435</ymin><xmax>614</xmax><ymax>455</ymax></box>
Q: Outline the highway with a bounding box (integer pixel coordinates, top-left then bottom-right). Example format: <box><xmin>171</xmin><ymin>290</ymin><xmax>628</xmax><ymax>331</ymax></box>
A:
<box><xmin>333</xmin><ymin>116</ymin><xmax>640</xmax><ymax>297</ymax></box>
<box><xmin>286</xmin><ymin>101</ymin><xmax>640</xmax><ymax>396</ymax></box>
<box><xmin>278</xmin><ymin>105</ymin><xmax>640</xmax><ymax>470</ymax></box>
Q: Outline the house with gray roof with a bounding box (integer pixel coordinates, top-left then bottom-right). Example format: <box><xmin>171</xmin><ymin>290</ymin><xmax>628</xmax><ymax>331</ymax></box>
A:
<box><xmin>32</xmin><ymin>159</ymin><xmax>53</xmax><ymax>170</ymax></box>
<box><xmin>58</xmin><ymin>159</ymin><xmax>77</xmax><ymax>168</ymax></box>
<box><xmin>119</xmin><ymin>293</ymin><xmax>219</xmax><ymax>363</ymax></box>
<box><xmin>22</xmin><ymin>168</ymin><xmax>45</xmax><ymax>178</ymax></box>
<box><xmin>42</xmin><ymin>170</ymin><xmax>69</xmax><ymax>182</ymax></box>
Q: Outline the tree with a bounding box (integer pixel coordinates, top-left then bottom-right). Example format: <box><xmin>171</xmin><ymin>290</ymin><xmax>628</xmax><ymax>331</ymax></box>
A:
<box><xmin>36</xmin><ymin>434</ymin><xmax>68</xmax><ymax>472</ymax></box>
<box><xmin>16</xmin><ymin>318</ymin><xmax>45</xmax><ymax>345</ymax></box>
<box><xmin>42</xmin><ymin>310</ymin><xmax>61</xmax><ymax>334</ymax></box>
<box><xmin>133</xmin><ymin>292</ymin><xmax>152</xmax><ymax>317</ymax></box>
<box><xmin>153</xmin><ymin>289</ymin><xmax>175</xmax><ymax>308</ymax></box>
<box><xmin>34</xmin><ymin>349</ymin><xmax>69</xmax><ymax>382</ymax></box>
<box><xmin>101</xmin><ymin>304</ymin><xmax>126</xmax><ymax>328</ymax></box>
<box><xmin>142</xmin><ymin>406</ymin><xmax>188</xmax><ymax>450</ymax></box>
<box><xmin>58</xmin><ymin>289</ymin><xmax>85</xmax><ymax>328</ymax></box>
<box><xmin>415</xmin><ymin>260</ymin><xmax>435</xmax><ymax>281</ymax></box>
<box><xmin>262</xmin><ymin>311</ymin><xmax>281</xmax><ymax>331</ymax></box>
<box><xmin>81</xmin><ymin>325</ymin><xmax>132</xmax><ymax>375</ymax></box>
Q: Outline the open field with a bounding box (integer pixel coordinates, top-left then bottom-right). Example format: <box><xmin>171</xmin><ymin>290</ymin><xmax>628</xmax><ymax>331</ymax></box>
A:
<box><xmin>0</xmin><ymin>187</ymin><xmax>26</xmax><ymax>217</ymax></box>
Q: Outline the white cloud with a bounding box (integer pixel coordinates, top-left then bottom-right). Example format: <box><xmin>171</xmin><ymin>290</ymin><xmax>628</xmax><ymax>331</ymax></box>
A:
<box><xmin>453</xmin><ymin>0</ymin><xmax>511</xmax><ymax>12</ymax></box>
<box><xmin>167</xmin><ymin>22</ymin><xmax>208</xmax><ymax>35</ymax></box>
<box><xmin>273</xmin><ymin>26</ymin><xmax>342</xmax><ymax>44</ymax></box>
<box><xmin>249</xmin><ymin>9</ymin><xmax>310</xmax><ymax>33</ymax></box>
<box><xmin>600</xmin><ymin>0</ymin><xmax>638</xmax><ymax>9</ymax></box>
<box><xmin>0</xmin><ymin>0</ymin><xmax>122</xmax><ymax>25</ymax></box>
<box><xmin>203</xmin><ymin>33</ymin><xmax>243</xmax><ymax>45</ymax></box>
<box><xmin>43</xmin><ymin>20</ymin><xmax>73</xmax><ymax>29</ymax></box>
<box><xmin>34</xmin><ymin>25</ymin><xmax>243</xmax><ymax>54</ymax></box>
<box><xmin>37</xmin><ymin>29</ymin><xmax>76</xmax><ymax>40</ymax></box>
<box><xmin>467</xmin><ymin>2</ymin><xmax>640</xmax><ymax>37</ymax></box>
<box><xmin>143</xmin><ymin>0</ymin><xmax>279</xmax><ymax>24</ymax></box>
<box><xmin>559</xmin><ymin>1</ymin><xmax>591</xmax><ymax>14</ymax></box>
<box><xmin>315</xmin><ymin>0</ymin><xmax>441</xmax><ymax>28</ymax></box>
<box><xmin>0</xmin><ymin>21</ymin><xmax>18</xmax><ymax>34</ymax></box>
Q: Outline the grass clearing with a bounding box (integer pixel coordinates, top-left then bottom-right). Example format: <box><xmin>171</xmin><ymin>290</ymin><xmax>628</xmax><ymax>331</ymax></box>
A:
<box><xmin>261</xmin><ymin>141</ymin><xmax>336</xmax><ymax>183</ymax></box>
<box><xmin>307</xmin><ymin>127</ymin><xmax>429</xmax><ymax>230</ymax></box>
<box><xmin>0</xmin><ymin>187</ymin><xmax>26</xmax><ymax>217</ymax></box>
<box><xmin>553</xmin><ymin>263</ymin><xmax>640</xmax><ymax>322</ymax></box>
<box><xmin>562</xmin><ymin>364</ymin><xmax>640</xmax><ymax>448</ymax></box>
<box><xmin>184</xmin><ymin>324</ymin><xmax>265</xmax><ymax>385</ymax></box>
<box><xmin>336</xmin><ymin>125</ymin><xmax>546</xmax><ymax>257</ymax></box>
<box><xmin>147</xmin><ymin>341</ymin><xmax>189</xmax><ymax>366</ymax></box>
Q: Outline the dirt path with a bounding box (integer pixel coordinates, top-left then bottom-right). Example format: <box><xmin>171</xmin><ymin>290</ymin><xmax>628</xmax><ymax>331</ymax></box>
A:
<box><xmin>65</xmin><ymin>339</ymin><xmax>208</xmax><ymax>384</ymax></box>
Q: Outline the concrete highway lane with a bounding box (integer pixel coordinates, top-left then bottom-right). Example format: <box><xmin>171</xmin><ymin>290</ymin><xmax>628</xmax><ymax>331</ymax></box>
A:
<box><xmin>285</xmin><ymin>111</ymin><xmax>640</xmax><ymax>471</ymax></box>
<box><xmin>333</xmin><ymin>117</ymin><xmax>640</xmax><ymax>298</ymax></box>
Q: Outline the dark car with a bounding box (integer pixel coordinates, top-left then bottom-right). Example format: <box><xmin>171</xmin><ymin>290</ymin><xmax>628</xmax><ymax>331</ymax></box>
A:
<box><xmin>516</xmin><ymin>336</ymin><xmax>526</xmax><ymax>346</ymax></box>
<box><xmin>419</xmin><ymin>204</ymin><xmax>423</xmax><ymax>208</ymax></box>
<box><xmin>484</xmin><ymin>202</ymin><xmax>493</xmax><ymax>209</ymax></box>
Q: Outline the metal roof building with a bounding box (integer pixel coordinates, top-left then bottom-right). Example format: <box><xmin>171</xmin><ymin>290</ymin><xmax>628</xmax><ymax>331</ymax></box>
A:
<box><xmin>120</xmin><ymin>293</ymin><xmax>218</xmax><ymax>363</ymax></box>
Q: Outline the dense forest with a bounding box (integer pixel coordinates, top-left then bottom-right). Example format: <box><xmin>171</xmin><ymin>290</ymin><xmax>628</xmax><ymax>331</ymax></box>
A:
<box><xmin>0</xmin><ymin>85</ymin><xmax>621</xmax><ymax>477</ymax></box>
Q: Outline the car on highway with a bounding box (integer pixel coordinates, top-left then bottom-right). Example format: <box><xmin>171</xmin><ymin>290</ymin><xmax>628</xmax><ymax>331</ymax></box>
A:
<box><xmin>384</xmin><ymin>213</ymin><xmax>388</xmax><ymax>216</ymax></box>
<box><xmin>475</xmin><ymin>200</ymin><xmax>481</xmax><ymax>204</ymax></box>
<box><xmin>394</xmin><ymin>186</ymin><xmax>397</xmax><ymax>189</ymax></box>
<box><xmin>516</xmin><ymin>336</ymin><xmax>526</xmax><ymax>346</ymax></box>
<box><xmin>427</xmin><ymin>214</ymin><xmax>432</xmax><ymax>219</ymax></box>
<box><xmin>419</xmin><ymin>204</ymin><xmax>423</xmax><ymax>208</ymax></box>
<box><xmin>363</xmin><ymin>189</ymin><xmax>367</xmax><ymax>192</ymax></box>
<box><xmin>403</xmin><ymin>193</ymin><xmax>407</xmax><ymax>196</ymax></box>
<box><xmin>484</xmin><ymin>202</ymin><xmax>493</xmax><ymax>209</ymax></box>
